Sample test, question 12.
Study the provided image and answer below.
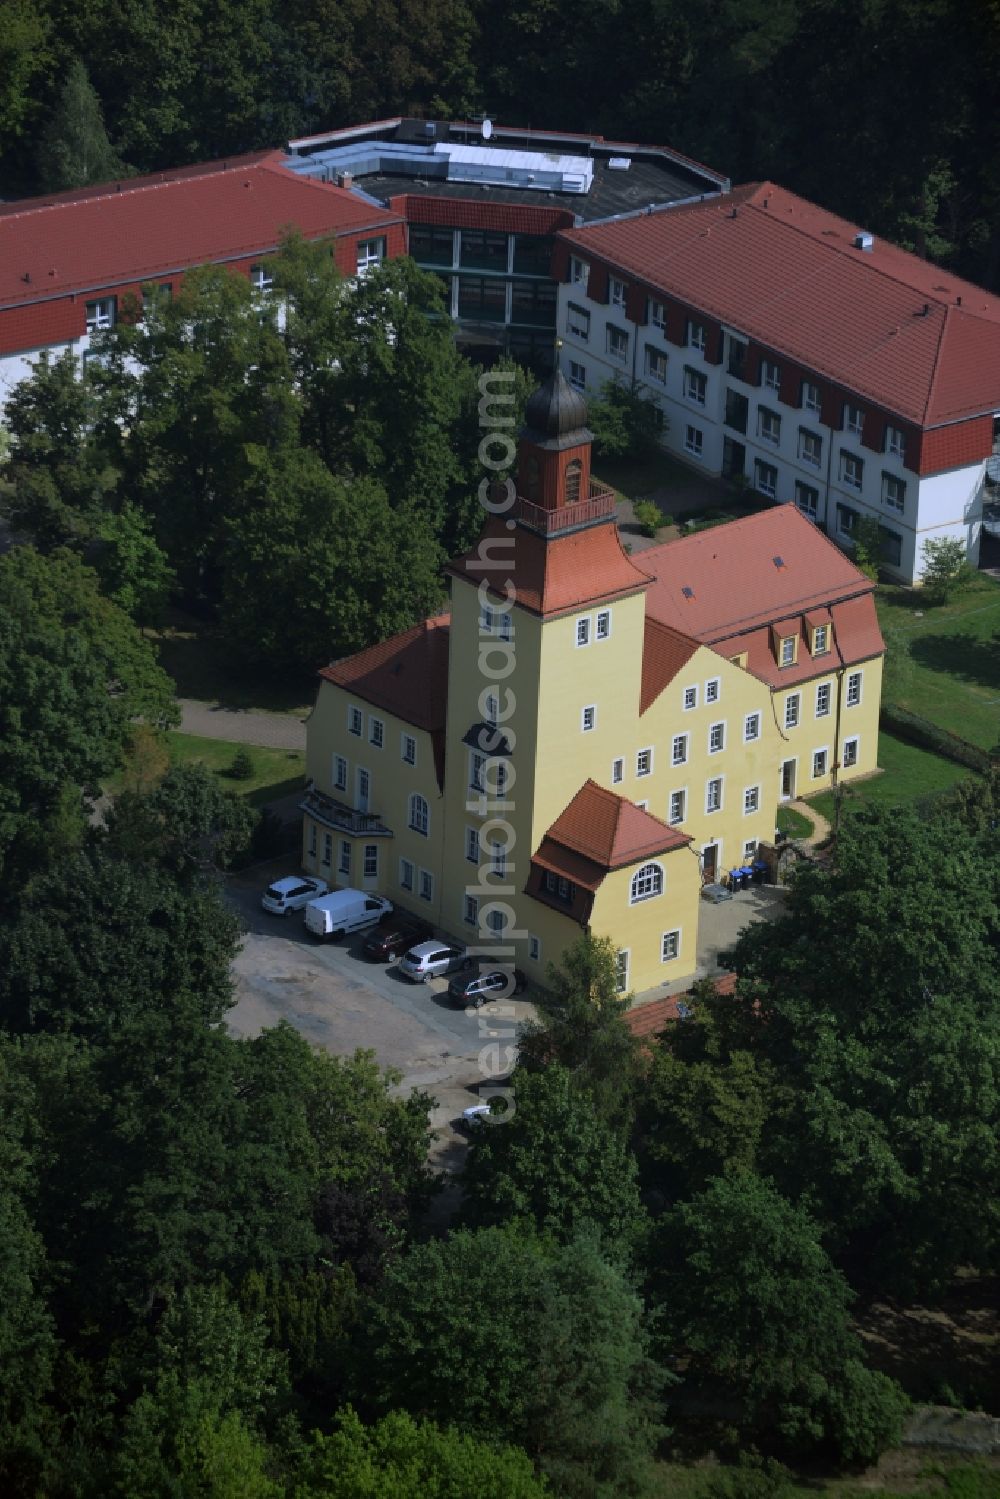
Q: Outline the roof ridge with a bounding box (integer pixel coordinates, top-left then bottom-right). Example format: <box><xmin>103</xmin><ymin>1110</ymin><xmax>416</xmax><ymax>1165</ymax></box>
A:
<box><xmin>0</xmin><ymin>152</ymin><xmax>283</xmax><ymax>221</ymax></box>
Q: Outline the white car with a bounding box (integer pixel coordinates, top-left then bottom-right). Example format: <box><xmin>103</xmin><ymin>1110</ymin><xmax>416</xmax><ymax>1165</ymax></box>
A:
<box><xmin>398</xmin><ymin>940</ymin><xmax>469</xmax><ymax>982</ymax></box>
<box><xmin>261</xmin><ymin>875</ymin><xmax>329</xmax><ymax>916</ymax></box>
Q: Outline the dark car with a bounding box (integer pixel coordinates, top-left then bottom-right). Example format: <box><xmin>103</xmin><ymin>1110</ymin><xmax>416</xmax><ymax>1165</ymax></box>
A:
<box><xmin>447</xmin><ymin>966</ymin><xmax>527</xmax><ymax>1008</ymax></box>
<box><xmin>361</xmin><ymin>914</ymin><xmax>434</xmax><ymax>963</ymax></box>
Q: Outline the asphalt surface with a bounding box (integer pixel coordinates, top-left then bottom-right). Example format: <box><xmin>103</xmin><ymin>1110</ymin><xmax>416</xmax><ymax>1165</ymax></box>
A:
<box><xmin>223</xmin><ymin>862</ymin><xmax>537</xmax><ymax>1162</ymax></box>
<box><xmin>178</xmin><ymin>699</ymin><xmax>307</xmax><ymax>751</ymax></box>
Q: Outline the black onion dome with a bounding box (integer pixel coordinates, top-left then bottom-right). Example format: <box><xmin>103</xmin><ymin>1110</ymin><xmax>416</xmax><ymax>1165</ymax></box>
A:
<box><xmin>524</xmin><ymin>368</ymin><xmax>589</xmax><ymax>439</ymax></box>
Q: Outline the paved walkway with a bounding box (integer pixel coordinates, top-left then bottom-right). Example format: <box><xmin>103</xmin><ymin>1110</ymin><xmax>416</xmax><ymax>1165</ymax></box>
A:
<box><xmin>788</xmin><ymin>797</ymin><xmax>832</xmax><ymax>847</ymax></box>
<box><xmin>178</xmin><ymin>698</ymin><xmax>307</xmax><ymax>752</ymax></box>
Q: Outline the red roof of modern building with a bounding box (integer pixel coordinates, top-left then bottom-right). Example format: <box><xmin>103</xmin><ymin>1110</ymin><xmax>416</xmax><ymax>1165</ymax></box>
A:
<box><xmin>448</xmin><ymin>514</ymin><xmax>650</xmax><ymax>618</ymax></box>
<box><xmin>639</xmin><ymin>505</ymin><xmax>874</xmax><ymax>640</ymax></box>
<box><xmin>542</xmin><ymin>779</ymin><xmax>691</xmax><ymax>870</ymax></box>
<box><xmin>561</xmin><ymin>181</ymin><xmax>1000</xmax><ymax>427</ymax></box>
<box><xmin>0</xmin><ymin>152</ymin><xmax>400</xmax><ymax>310</ymax></box>
<box><xmin>318</xmin><ymin>614</ymin><xmax>450</xmax><ymax>733</ymax></box>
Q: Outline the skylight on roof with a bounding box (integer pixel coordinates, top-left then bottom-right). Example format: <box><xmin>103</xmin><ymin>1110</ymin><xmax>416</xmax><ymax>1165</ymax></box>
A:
<box><xmin>682</xmin><ymin>586</ymin><xmax>694</xmax><ymax>599</ymax></box>
<box><xmin>772</xmin><ymin>555</ymin><xmax>785</xmax><ymax>569</ymax></box>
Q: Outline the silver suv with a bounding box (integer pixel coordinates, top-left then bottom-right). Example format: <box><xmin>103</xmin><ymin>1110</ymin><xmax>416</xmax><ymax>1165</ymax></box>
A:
<box><xmin>398</xmin><ymin>941</ymin><xmax>469</xmax><ymax>982</ymax></box>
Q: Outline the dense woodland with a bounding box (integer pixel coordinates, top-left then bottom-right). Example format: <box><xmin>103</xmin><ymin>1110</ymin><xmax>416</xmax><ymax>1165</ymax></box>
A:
<box><xmin>2</xmin><ymin>0</ymin><xmax>1000</xmax><ymax>290</ymax></box>
<box><xmin>1</xmin><ymin>7</ymin><xmax>999</xmax><ymax>1495</ymax></box>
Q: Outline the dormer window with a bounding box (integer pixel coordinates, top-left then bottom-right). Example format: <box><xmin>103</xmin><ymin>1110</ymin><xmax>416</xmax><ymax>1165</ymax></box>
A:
<box><xmin>780</xmin><ymin>636</ymin><xmax>796</xmax><ymax>667</ymax></box>
<box><xmin>812</xmin><ymin>624</ymin><xmax>829</xmax><ymax>656</ymax></box>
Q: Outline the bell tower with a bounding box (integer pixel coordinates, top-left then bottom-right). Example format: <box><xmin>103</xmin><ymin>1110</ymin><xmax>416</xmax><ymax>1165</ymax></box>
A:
<box><xmin>516</xmin><ymin>367</ymin><xmax>594</xmax><ymax>514</ymax></box>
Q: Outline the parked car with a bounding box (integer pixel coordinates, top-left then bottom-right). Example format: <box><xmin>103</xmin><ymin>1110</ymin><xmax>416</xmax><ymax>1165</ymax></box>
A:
<box><xmin>447</xmin><ymin>966</ymin><xmax>527</xmax><ymax>1007</ymax></box>
<box><xmin>304</xmin><ymin>889</ymin><xmax>392</xmax><ymax>940</ymax></box>
<box><xmin>261</xmin><ymin>875</ymin><xmax>329</xmax><ymax>916</ymax></box>
<box><xmin>398</xmin><ymin>940</ymin><xmax>469</xmax><ymax>983</ymax></box>
<box><xmin>457</xmin><ymin>1103</ymin><xmax>493</xmax><ymax>1132</ymax></box>
<box><xmin>361</xmin><ymin>913</ymin><xmax>434</xmax><ymax>963</ymax></box>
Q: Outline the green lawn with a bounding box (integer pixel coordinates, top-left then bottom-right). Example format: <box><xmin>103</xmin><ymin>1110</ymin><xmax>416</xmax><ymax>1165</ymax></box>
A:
<box><xmin>166</xmin><ymin>732</ymin><xmax>306</xmax><ymax>809</ymax></box>
<box><xmin>877</xmin><ymin>574</ymin><xmax>1000</xmax><ymax>751</ymax></box>
<box><xmin>808</xmin><ymin>730</ymin><xmax>973</xmax><ymax>823</ymax></box>
<box><xmin>649</xmin><ymin>1459</ymin><xmax>998</xmax><ymax>1499</ymax></box>
<box><xmin>149</xmin><ymin>607</ymin><xmax>315</xmax><ymax>716</ymax></box>
<box><xmin>777</xmin><ymin>803</ymin><xmax>814</xmax><ymax>839</ymax></box>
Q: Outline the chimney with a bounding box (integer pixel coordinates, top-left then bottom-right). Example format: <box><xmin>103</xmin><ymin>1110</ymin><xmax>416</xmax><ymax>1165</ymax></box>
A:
<box><xmin>338</xmin><ymin>170</ymin><xmax>353</xmax><ymax>190</ymax></box>
<box><xmin>853</xmin><ymin>230</ymin><xmax>874</xmax><ymax>251</ymax></box>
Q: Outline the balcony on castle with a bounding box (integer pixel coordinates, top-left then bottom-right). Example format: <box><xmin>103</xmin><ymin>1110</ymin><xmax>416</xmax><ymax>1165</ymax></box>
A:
<box><xmin>514</xmin><ymin>481</ymin><xmax>617</xmax><ymax>536</ymax></box>
<box><xmin>300</xmin><ymin>786</ymin><xmax>393</xmax><ymax>837</ymax></box>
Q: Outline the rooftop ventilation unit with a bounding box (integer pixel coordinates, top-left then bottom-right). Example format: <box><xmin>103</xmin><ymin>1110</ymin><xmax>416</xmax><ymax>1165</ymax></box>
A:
<box><xmin>854</xmin><ymin>230</ymin><xmax>874</xmax><ymax>251</ymax></box>
<box><xmin>608</xmin><ymin>157</ymin><xmax>632</xmax><ymax>171</ymax></box>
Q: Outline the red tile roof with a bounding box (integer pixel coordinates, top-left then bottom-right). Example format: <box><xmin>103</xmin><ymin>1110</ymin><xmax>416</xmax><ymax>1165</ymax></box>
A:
<box><xmin>544</xmin><ymin>779</ymin><xmax>691</xmax><ymax>868</ymax></box>
<box><xmin>712</xmin><ymin>593</ymin><xmax>884</xmax><ymax>690</ymax></box>
<box><xmin>639</xmin><ymin>505</ymin><xmax>874</xmax><ymax>641</ymax></box>
<box><xmin>625</xmin><ymin>971</ymin><xmax>737</xmax><ymax>1038</ymax></box>
<box><xmin>318</xmin><ymin>614</ymin><xmax>450</xmax><ymax>732</ymax></box>
<box><xmin>640</xmin><ymin>617</ymin><xmax>702</xmax><ymax>714</ymax></box>
<box><xmin>448</xmin><ymin>515</ymin><xmax>650</xmax><ymax>618</ymax></box>
<box><xmin>0</xmin><ymin>153</ymin><xmax>400</xmax><ymax>310</ymax></box>
<box><xmin>562</xmin><ymin>181</ymin><xmax>1000</xmax><ymax>426</ymax></box>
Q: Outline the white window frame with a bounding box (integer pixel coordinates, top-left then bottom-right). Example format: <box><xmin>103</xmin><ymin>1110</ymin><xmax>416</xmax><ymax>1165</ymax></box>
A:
<box><xmin>250</xmin><ymin>264</ymin><xmax>274</xmax><ymax>293</ymax></box>
<box><xmin>846</xmin><ymin>671</ymin><xmax>862</xmax><ymax>707</ymax></box>
<box><xmin>357</xmin><ymin>236</ymin><xmax>386</xmax><ymax>273</ymax></box>
<box><xmin>465</xmin><ymin>826</ymin><xmax>480</xmax><ymax>864</ymax></box>
<box><xmin>744</xmin><ymin>784</ymin><xmax>760</xmax><ymax>815</ymax></box>
<box><xmin>882</xmin><ymin>472</ymin><xmax>906</xmax><ymax>513</ymax></box>
<box><xmin>795</xmin><ymin>481</ymin><xmax>819</xmax><ymax>518</ymax></box>
<box><xmin>399</xmin><ymin>857</ymin><xmax>414</xmax><ymax>891</ymax></box>
<box><xmin>843</xmin><ymin>735</ymin><xmax>860</xmax><ymax>768</ymax></box>
<box><xmin>596</xmin><ymin>609</ymin><xmax>611</xmax><ymax>640</ymax></box>
<box><xmin>408</xmin><ymin>793</ymin><xmax>430</xmax><ymax>836</ymax></box>
<box><xmin>798</xmin><ymin>428</ymin><xmax>822</xmax><ymax>468</ymax></box>
<box><xmin>706</xmin><ymin>776</ymin><xmax>724</xmax><ymax>814</ymax></box>
<box><xmin>333</xmin><ymin>754</ymin><xmax>348</xmax><ymax>791</ymax></box>
<box><xmin>801</xmin><ymin>380</ymin><xmax>821</xmax><ymax>414</ymax></box>
<box><xmin>636</xmin><ymin>747</ymin><xmax>653</xmax><ymax>777</ymax></box>
<box><xmin>363</xmin><ymin>843</ymin><xmax>378</xmax><ymax>879</ymax></box>
<box><xmin>683</xmin><ymin>685</ymin><xmax>698</xmax><ymax>710</ymax></box>
<box><xmin>630</xmin><ymin>862</ymin><xmax>664</xmax><ymax>904</ymax></box>
<box><xmin>812</xmin><ymin>747</ymin><xmax>829</xmax><ymax>779</ymax></box>
<box><xmin>784</xmin><ymin>693</ymin><xmax>800</xmax><ymax>729</ymax></box>
<box><xmin>649</xmin><ymin>298</ymin><xmax>667</xmax><ymax>331</ymax></box>
<box><xmin>744</xmin><ymin>711</ymin><xmax>761</xmax><ymax>743</ymax></box>
<box><xmin>757</xmin><ymin>407</ymin><xmax>781</xmax><ymax>445</ymax></box>
<box><xmin>885</xmin><ymin>424</ymin><xmax>906</xmax><ymax>460</ymax></box>
<box><xmin>348</xmin><ymin>706</ymin><xmax>363</xmax><ymax>736</ymax></box>
<box><xmin>843</xmin><ymin>402</ymin><xmax>864</xmax><ymax>436</ymax></box>
<box><xmin>321</xmin><ymin>832</ymin><xmax>333</xmax><ymax>867</ymax></box>
<box><xmin>661</xmin><ymin>929</ymin><xmax>681</xmax><ymax>962</ymax></box>
<box><xmin>401</xmin><ymin>733</ymin><xmax>417</xmax><ymax>765</ymax></box>
<box><xmin>645</xmin><ymin>345</ymin><xmax>668</xmax><ymax>385</ymax></box>
<box><xmin>840</xmin><ymin>452</ymin><xmax>864</xmax><ymax>491</ymax></box>
<box><xmin>813</xmin><ymin>625</ymin><xmax>829</xmax><ymax>656</ymax></box>
<box><xmin>568</xmin><ymin>360</ymin><xmax>586</xmax><ymax>392</ymax></box>
<box><xmin>464</xmin><ymin>894</ymin><xmax>479</xmax><ymax>927</ymax></box>
<box><xmin>815</xmin><ymin>682</ymin><xmax>832</xmax><ymax>718</ymax></box>
<box><xmin>743</xmin><ymin>839</ymin><xmax>758</xmax><ymax>863</ymax></box>
<box><xmin>761</xmin><ymin>358</ymin><xmax>781</xmax><ymax>392</ymax></box>
<box><xmin>685</xmin><ymin>424</ymin><xmax>704</xmax><ymax>457</ymax></box>
<box><xmin>418</xmin><ymin>869</ymin><xmax>434</xmax><ymax>902</ymax></box>
<box><xmin>705</xmin><ymin>677</ymin><xmax>721</xmax><ymax>704</ymax></box>
<box><xmin>606</xmin><ymin>324</ymin><xmax>629</xmax><ymax>363</ymax></box>
<box><xmin>369</xmin><ymin>716</ymin><xmax>384</xmax><ymax>748</ymax></box>
<box><xmin>609</xmin><ymin>275</ymin><xmax>626</xmax><ymax>308</ymax></box>
<box><xmin>612</xmin><ymin>757</ymin><xmax>624</xmax><ymax>785</ymax></box>
<box><xmin>668</xmin><ymin>788</ymin><xmax>687</xmax><ymax>825</ymax></box>
<box><xmin>672</xmin><ymin>733</ymin><xmax>688</xmax><ymax>766</ymax></box>
<box><xmin>755</xmin><ymin>459</ymin><xmax>778</xmax><ymax>498</ymax></box>
<box><xmin>338</xmin><ymin>839</ymin><xmax>352</xmax><ymax>876</ymax></box>
<box><xmin>708</xmin><ymin>721</ymin><xmax>725</xmax><ymax>754</ymax></box>
<box><xmin>85</xmin><ymin>296</ymin><xmax>116</xmax><ymax>332</ymax></box>
<box><xmin>576</xmin><ymin>616</ymin><xmax>591</xmax><ymax>647</ymax></box>
<box><xmin>567</xmin><ymin>301</ymin><xmax>590</xmax><ymax>340</ymax></box>
<box><xmin>684</xmin><ymin>366</ymin><xmax>707</xmax><ymax>406</ymax></box>
<box><xmin>570</xmin><ymin>256</ymin><xmax>588</xmax><ymax>285</ymax></box>
<box><xmin>780</xmin><ymin>636</ymin><xmax>796</xmax><ymax>667</ymax></box>
<box><xmin>528</xmin><ymin>934</ymin><xmax>541</xmax><ymax>961</ymax></box>
<box><xmin>582</xmin><ymin>705</ymin><xmax>596</xmax><ymax>732</ymax></box>
<box><xmin>687</xmin><ymin>320</ymin><xmax>706</xmax><ymax>352</ymax></box>
<box><xmin>615</xmin><ymin>949</ymin><xmax>630</xmax><ymax>993</ymax></box>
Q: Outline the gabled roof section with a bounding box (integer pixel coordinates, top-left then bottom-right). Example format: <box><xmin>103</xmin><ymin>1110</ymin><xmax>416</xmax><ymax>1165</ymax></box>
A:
<box><xmin>544</xmin><ymin>779</ymin><xmax>691</xmax><ymax>869</ymax></box>
<box><xmin>561</xmin><ymin>181</ymin><xmax>1000</xmax><ymax>426</ymax></box>
<box><xmin>319</xmin><ymin>614</ymin><xmax>450</xmax><ymax>732</ymax></box>
<box><xmin>640</xmin><ymin>506</ymin><xmax>874</xmax><ymax>642</ymax></box>
<box><xmin>0</xmin><ymin>153</ymin><xmax>400</xmax><ymax>310</ymax></box>
<box><xmin>448</xmin><ymin>515</ymin><xmax>649</xmax><ymax>618</ymax></box>
<box><xmin>640</xmin><ymin>617</ymin><xmax>700</xmax><ymax>714</ymax></box>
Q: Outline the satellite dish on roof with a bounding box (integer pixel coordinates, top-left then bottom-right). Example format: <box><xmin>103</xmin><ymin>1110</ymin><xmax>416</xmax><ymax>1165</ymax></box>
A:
<box><xmin>482</xmin><ymin>118</ymin><xmax>493</xmax><ymax>141</ymax></box>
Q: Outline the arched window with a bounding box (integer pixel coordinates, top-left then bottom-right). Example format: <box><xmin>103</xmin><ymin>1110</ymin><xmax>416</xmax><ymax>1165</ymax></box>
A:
<box><xmin>408</xmin><ymin>793</ymin><xmax>429</xmax><ymax>836</ymax></box>
<box><xmin>523</xmin><ymin>456</ymin><xmax>540</xmax><ymax>503</ymax></box>
<box><xmin>565</xmin><ymin>459</ymin><xmax>582</xmax><ymax>503</ymax></box>
<box><xmin>630</xmin><ymin>862</ymin><xmax>664</xmax><ymax>903</ymax></box>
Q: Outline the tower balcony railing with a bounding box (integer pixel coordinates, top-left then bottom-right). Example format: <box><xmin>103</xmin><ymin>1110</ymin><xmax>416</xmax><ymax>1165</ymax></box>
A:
<box><xmin>300</xmin><ymin>785</ymin><xmax>392</xmax><ymax>837</ymax></box>
<box><xmin>514</xmin><ymin>480</ymin><xmax>617</xmax><ymax>536</ymax></box>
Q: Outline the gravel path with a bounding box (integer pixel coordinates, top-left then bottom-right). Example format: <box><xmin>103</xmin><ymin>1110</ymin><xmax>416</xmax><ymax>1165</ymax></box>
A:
<box><xmin>178</xmin><ymin>698</ymin><xmax>307</xmax><ymax>752</ymax></box>
<box><xmin>788</xmin><ymin>797</ymin><xmax>832</xmax><ymax>847</ymax></box>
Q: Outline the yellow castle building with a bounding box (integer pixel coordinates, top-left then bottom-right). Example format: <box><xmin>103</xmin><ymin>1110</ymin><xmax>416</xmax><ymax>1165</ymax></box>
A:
<box><xmin>302</xmin><ymin>372</ymin><xmax>884</xmax><ymax>995</ymax></box>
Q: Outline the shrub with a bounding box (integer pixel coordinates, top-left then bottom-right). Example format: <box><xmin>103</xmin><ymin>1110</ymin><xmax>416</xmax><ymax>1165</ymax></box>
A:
<box><xmin>228</xmin><ymin>747</ymin><xmax>256</xmax><ymax>781</ymax></box>
<box><xmin>921</xmin><ymin>536</ymin><xmax>976</xmax><ymax>604</ymax></box>
<box><xmin>851</xmin><ymin>516</ymin><xmax>882</xmax><ymax>581</ymax></box>
<box><xmin>587</xmin><ymin>377</ymin><xmax>665</xmax><ymax>460</ymax></box>
<box><xmin>633</xmin><ymin>500</ymin><xmax>663</xmax><ymax>536</ymax></box>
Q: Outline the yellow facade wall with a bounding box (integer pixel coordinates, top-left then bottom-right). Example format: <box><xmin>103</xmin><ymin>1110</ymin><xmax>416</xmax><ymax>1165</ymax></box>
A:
<box><xmin>589</xmin><ymin>849</ymin><xmax>702</xmax><ymax>995</ymax></box>
<box><xmin>772</xmin><ymin>652</ymin><xmax>883</xmax><ymax>803</ymax></box>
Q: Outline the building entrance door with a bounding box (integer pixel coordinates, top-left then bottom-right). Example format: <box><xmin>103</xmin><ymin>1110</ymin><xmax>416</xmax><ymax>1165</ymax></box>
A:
<box><xmin>356</xmin><ymin>768</ymin><xmax>370</xmax><ymax>813</ymax></box>
<box><xmin>780</xmin><ymin>759</ymin><xmax>796</xmax><ymax>801</ymax></box>
<box><xmin>702</xmin><ymin>843</ymin><xmax>719</xmax><ymax>882</ymax></box>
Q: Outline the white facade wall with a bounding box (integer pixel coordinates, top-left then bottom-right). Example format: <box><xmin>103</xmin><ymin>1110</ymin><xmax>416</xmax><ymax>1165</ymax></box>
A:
<box><xmin>556</xmin><ymin>279</ymin><xmax>988</xmax><ymax>585</ymax></box>
<box><xmin>0</xmin><ymin>341</ymin><xmax>81</xmax><ymax>408</ymax></box>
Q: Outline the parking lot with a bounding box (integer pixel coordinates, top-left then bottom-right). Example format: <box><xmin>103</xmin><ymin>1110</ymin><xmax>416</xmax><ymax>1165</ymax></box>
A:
<box><xmin>224</xmin><ymin>864</ymin><xmax>537</xmax><ymax>1159</ymax></box>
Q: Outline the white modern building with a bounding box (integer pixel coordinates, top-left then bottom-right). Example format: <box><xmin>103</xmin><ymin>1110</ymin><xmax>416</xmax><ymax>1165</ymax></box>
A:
<box><xmin>554</xmin><ymin>181</ymin><xmax>1000</xmax><ymax>583</ymax></box>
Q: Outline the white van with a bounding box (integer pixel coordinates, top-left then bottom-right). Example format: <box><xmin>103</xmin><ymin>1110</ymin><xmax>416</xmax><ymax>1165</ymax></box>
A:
<box><xmin>304</xmin><ymin>889</ymin><xmax>392</xmax><ymax>940</ymax></box>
